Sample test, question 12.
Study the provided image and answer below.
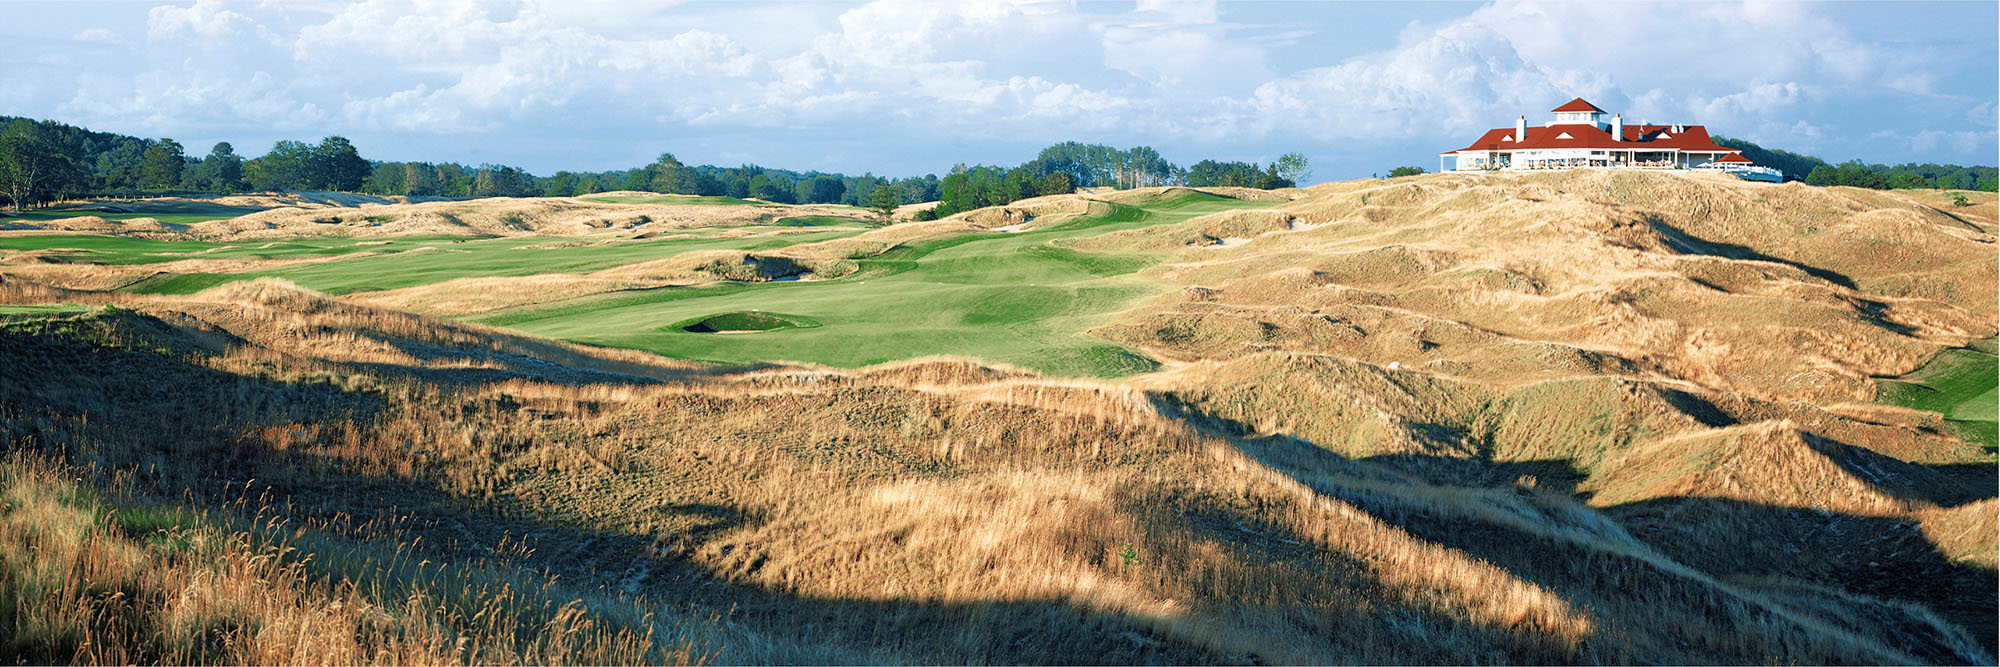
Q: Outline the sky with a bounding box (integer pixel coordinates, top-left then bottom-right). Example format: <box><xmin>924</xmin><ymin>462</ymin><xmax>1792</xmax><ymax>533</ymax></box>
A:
<box><xmin>2</xmin><ymin>0</ymin><xmax>1995</xmax><ymax>183</ymax></box>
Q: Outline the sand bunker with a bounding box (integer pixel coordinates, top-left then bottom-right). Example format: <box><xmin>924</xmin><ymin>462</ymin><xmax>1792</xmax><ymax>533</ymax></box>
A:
<box><xmin>674</xmin><ymin>311</ymin><xmax>820</xmax><ymax>333</ymax></box>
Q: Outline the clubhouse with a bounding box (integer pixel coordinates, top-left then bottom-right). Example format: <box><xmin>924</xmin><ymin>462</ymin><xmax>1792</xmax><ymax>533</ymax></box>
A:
<box><xmin>1439</xmin><ymin>98</ymin><xmax>1771</xmax><ymax>178</ymax></box>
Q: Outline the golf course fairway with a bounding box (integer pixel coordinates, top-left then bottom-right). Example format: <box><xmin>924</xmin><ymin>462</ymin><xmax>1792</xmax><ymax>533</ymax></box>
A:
<box><xmin>480</xmin><ymin>193</ymin><xmax>1276</xmax><ymax>377</ymax></box>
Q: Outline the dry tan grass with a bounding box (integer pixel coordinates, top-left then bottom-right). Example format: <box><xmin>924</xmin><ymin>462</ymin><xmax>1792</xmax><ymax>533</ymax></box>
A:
<box><xmin>2</xmin><ymin>171</ymin><xmax>1994</xmax><ymax>664</ymax></box>
<box><xmin>4</xmin><ymin>274</ymin><xmax>1991</xmax><ymax>663</ymax></box>
<box><xmin>186</xmin><ymin>196</ymin><xmax>865</xmax><ymax>240</ymax></box>
<box><xmin>1100</xmin><ymin>170</ymin><xmax>1995</xmax><ymax>403</ymax></box>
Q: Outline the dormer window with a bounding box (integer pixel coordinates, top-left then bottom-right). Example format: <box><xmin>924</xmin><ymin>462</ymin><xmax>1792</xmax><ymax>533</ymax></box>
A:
<box><xmin>1556</xmin><ymin>131</ymin><xmax>1573</xmax><ymax>139</ymax></box>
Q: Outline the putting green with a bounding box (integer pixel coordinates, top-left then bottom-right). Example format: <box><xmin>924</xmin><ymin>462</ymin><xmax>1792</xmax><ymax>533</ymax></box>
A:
<box><xmin>1877</xmin><ymin>338</ymin><xmax>1998</xmax><ymax>449</ymax></box>
<box><xmin>482</xmin><ymin>192</ymin><xmax>1277</xmax><ymax>377</ymax></box>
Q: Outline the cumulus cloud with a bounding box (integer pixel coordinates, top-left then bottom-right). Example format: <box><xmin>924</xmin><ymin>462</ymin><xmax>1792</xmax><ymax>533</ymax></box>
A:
<box><xmin>1</xmin><ymin>0</ymin><xmax>1989</xmax><ymax>174</ymax></box>
<box><xmin>1237</xmin><ymin>20</ymin><xmax>1613</xmax><ymax>141</ymax></box>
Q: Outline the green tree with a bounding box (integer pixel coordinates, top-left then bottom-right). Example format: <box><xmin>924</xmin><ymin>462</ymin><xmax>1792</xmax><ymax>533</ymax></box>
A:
<box><xmin>0</xmin><ymin>119</ymin><xmax>84</xmax><ymax>210</ymax></box>
<box><xmin>1036</xmin><ymin>171</ymin><xmax>1074</xmax><ymax>196</ymax></box>
<box><xmin>1387</xmin><ymin>166</ymin><xmax>1427</xmax><ymax>178</ymax></box>
<box><xmin>138</xmin><ymin>138</ymin><xmax>185</xmax><ymax>190</ymax></box>
<box><xmin>311</xmin><ymin>136</ymin><xmax>369</xmax><ymax>191</ymax></box>
<box><xmin>197</xmin><ymin>141</ymin><xmax>244</xmax><ymax>192</ymax></box>
<box><xmin>248</xmin><ymin>140</ymin><xmax>314</xmax><ymax>191</ymax></box>
<box><xmin>1276</xmin><ymin>152</ymin><xmax>1312</xmax><ymax>184</ymax></box>
<box><xmin>363</xmin><ymin>162</ymin><xmax>405</xmax><ymax>195</ymax></box>
<box><xmin>802</xmin><ymin>176</ymin><xmax>846</xmax><ymax>204</ymax></box>
<box><xmin>866</xmin><ymin>183</ymin><xmax>899</xmax><ymax>222</ymax></box>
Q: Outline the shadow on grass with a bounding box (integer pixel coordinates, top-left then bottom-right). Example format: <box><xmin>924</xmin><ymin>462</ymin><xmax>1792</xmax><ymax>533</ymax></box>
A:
<box><xmin>5</xmin><ymin>308</ymin><xmax>1992</xmax><ymax>664</ymax></box>
<box><xmin>1148</xmin><ymin>391</ymin><xmax>1996</xmax><ymax>663</ymax></box>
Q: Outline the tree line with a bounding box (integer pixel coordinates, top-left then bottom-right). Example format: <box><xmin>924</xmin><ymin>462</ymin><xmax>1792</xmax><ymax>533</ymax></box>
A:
<box><xmin>1</xmin><ymin>115</ymin><xmax>1313</xmax><ymax>214</ymax></box>
<box><xmin>920</xmin><ymin>143</ymin><xmax>1310</xmax><ymax>219</ymax></box>
<box><xmin>1716</xmin><ymin>137</ymin><xmax>1996</xmax><ymax>191</ymax></box>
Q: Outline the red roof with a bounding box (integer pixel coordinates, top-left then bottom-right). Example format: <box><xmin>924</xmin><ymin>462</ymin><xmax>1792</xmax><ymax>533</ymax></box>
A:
<box><xmin>1551</xmin><ymin>98</ymin><xmax>1606</xmax><ymax>113</ymax></box>
<box><xmin>1443</xmin><ymin>122</ymin><xmax>1737</xmax><ymax>155</ymax></box>
<box><xmin>1714</xmin><ymin>152</ymin><xmax>1752</xmax><ymax>164</ymax></box>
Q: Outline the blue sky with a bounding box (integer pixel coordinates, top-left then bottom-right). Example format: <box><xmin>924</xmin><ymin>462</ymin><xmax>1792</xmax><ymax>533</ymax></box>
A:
<box><xmin>3</xmin><ymin>0</ymin><xmax>1994</xmax><ymax>183</ymax></box>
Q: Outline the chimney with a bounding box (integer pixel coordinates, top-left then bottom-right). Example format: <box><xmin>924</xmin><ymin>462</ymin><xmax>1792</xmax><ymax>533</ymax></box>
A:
<box><xmin>1516</xmin><ymin>115</ymin><xmax>1527</xmax><ymax>142</ymax></box>
<box><xmin>1612</xmin><ymin>113</ymin><xmax>1623</xmax><ymax>140</ymax></box>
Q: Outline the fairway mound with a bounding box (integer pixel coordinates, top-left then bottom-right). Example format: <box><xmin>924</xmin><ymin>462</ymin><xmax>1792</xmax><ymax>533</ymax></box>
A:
<box><xmin>674</xmin><ymin>311</ymin><xmax>819</xmax><ymax>333</ymax></box>
<box><xmin>180</xmin><ymin>195</ymin><xmax>867</xmax><ymax>240</ymax></box>
<box><xmin>1105</xmin><ymin>169</ymin><xmax>1996</xmax><ymax>403</ymax></box>
<box><xmin>3</xmin><ymin>256</ymin><xmax>1995</xmax><ymax>664</ymax></box>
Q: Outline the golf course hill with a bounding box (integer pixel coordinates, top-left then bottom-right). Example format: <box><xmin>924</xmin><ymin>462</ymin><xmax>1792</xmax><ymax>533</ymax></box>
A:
<box><xmin>0</xmin><ymin>169</ymin><xmax>1993</xmax><ymax>664</ymax></box>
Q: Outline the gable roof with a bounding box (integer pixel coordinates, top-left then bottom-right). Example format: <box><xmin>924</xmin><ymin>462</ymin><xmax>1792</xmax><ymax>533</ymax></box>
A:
<box><xmin>1443</xmin><ymin>122</ymin><xmax>1739</xmax><ymax>155</ymax></box>
<box><xmin>1551</xmin><ymin>97</ymin><xmax>1606</xmax><ymax>113</ymax></box>
<box><xmin>1715</xmin><ymin>152</ymin><xmax>1753</xmax><ymax>164</ymax></box>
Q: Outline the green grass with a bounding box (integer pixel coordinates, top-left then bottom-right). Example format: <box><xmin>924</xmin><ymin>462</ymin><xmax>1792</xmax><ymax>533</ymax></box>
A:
<box><xmin>0</xmin><ymin>235</ymin><xmax>468</xmax><ymax>266</ymax></box>
<box><xmin>479</xmin><ymin>195</ymin><xmax>1277</xmax><ymax>377</ymax></box>
<box><xmin>4</xmin><ymin>200</ymin><xmax>267</xmax><ymax>226</ymax></box>
<box><xmin>1</xmin><ymin>231</ymin><xmax>861</xmax><ymax>296</ymax></box>
<box><xmin>10</xmin><ymin>193</ymin><xmax>1280</xmax><ymax>377</ymax></box>
<box><xmin>577</xmin><ymin>194</ymin><xmax>761</xmax><ymax>206</ymax></box>
<box><xmin>1878</xmin><ymin>338</ymin><xmax>1998</xmax><ymax>449</ymax></box>
<box><xmin>0</xmin><ymin>302</ymin><xmax>91</xmax><ymax>315</ymax></box>
<box><xmin>226</xmin><ymin>231</ymin><xmax>859</xmax><ymax>295</ymax></box>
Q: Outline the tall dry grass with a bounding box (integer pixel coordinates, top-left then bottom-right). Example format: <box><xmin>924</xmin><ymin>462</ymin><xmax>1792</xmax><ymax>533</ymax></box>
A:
<box><xmin>0</xmin><ymin>451</ymin><xmax>706</xmax><ymax>666</ymax></box>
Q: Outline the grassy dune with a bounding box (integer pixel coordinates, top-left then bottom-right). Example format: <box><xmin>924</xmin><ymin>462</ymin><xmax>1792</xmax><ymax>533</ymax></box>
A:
<box><xmin>577</xmin><ymin>193</ymin><xmax>762</xmax><ymax>206</ymax></box>
<box><xmin>0</xmin><ymin>173</ymin><xmax>1993</xmax><ymax>664</ymax></box>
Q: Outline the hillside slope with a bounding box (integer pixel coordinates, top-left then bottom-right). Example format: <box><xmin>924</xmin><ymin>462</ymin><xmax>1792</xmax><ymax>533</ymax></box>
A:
<box><xmin>0</xmin><ymin>171</ymin><xmax>1993</xmax><ymax>664</ymax></box>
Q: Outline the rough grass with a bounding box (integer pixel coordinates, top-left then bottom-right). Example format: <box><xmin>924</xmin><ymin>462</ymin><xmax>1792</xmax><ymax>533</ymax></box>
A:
<box><xmin>0</xmin><ymin>452</ymin><xmax>721</xmax><ymax>665</ymax></box>
<box><xmin>1</xmin><ymin>172</ymin><xmax>1994</xmax><ymax>664</ymax></box>
<box><xmin>578</xmin><ymin>193</ymin><xmax>760</xmax><ymax>206</ymax></box>
<box><xmin>0</xmin><ymin>284</ymin><xmax>1989</xmax><ymax>664</ymax></box>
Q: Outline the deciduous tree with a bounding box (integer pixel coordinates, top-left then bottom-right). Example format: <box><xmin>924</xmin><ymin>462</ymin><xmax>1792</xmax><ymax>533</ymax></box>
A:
<box><xmin>138</xmin><ymin>138</ymin><xmax>185</xmax><ymax>190</ymax></box>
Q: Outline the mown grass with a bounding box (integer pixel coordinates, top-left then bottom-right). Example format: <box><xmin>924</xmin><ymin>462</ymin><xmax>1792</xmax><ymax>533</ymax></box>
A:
<box><xmin>199</xmin><ymin>230</ymin><xmax>858</xmax><ymax>296</ymax></box>
<box><xmin>3</xmin><ymin>231</ymin><xmax>860</xmax><ymax>296</ymax></box>
<box><xmin>1878</xmin><ymin>337</ymin><xmax>1999</xmax><ymax>449</ymax></box>
<box><xmin>482</xmin><ymin>195</ymin><xmax>1274</xmax><ymax>377</ymax></box>
<box><xmin>0</xmin><ymin>235</ymin><xmax>467</xmax><ymax>266</ymax></box>
<box><xmin>0</xmin><ymin>302</ymin><xmax>91</xmax><ymax>315</ymax></box>
<box><xmin>3</xmin><ymin>200</ymin><xmax>264</xmax><ymax>226</ymax></box>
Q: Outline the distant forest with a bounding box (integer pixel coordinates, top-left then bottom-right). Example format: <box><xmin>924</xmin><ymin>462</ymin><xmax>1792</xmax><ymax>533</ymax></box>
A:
<box><xmin>8</xmin><ymin>115</ymin><xmax>1987</xmax><ymax>214</ymax></box>
<box><xmin>0</xmin><ymin>116</ymin><xmax>1312</xmax><ymax>214</ymax></box>
<box><xmin>1716</xmin><ymin>137</ymin><xmax>1996</xmax><ymax>190</ymax></box>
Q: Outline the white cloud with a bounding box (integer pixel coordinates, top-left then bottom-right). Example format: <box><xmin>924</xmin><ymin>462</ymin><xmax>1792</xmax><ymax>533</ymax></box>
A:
<box><xmin>1237</xmin><ymin>21</ymin><xmax>1613</xmax><ymax>142</ymax></box>
<box><xmin>3</xmin><ymin>0</ymin><xmax>1989</xmax><ymax>175</ymax></box>
<box><xmin>73</xmin><ymin>28</ymin><xmax>121</xmax><ymax>43</ymax></box>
